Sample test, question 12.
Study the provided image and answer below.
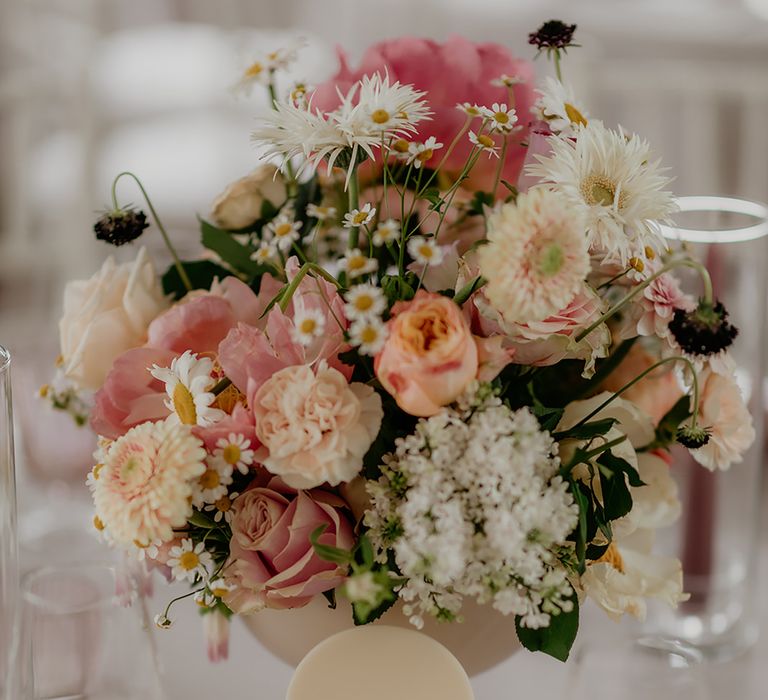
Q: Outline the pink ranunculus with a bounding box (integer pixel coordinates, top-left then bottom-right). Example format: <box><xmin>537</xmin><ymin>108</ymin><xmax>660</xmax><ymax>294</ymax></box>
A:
<box><xmin>313</xmin><ymin>36</ymin><xmax>535</xmax><ymax>193</ymax></box>
<box><xmin>375</xmin><ymin>291</ymin><xmax>480</xmax><ymax>416</ymax></box>
<box><xmin>223</xmin><ymin>478</ymin><xmax>355</xmax><ymax>612</ymax></box>
<box><xmin>90</xmin><ymin>346</ymin><xmax>177</xmax><ymax>439</ymax></box>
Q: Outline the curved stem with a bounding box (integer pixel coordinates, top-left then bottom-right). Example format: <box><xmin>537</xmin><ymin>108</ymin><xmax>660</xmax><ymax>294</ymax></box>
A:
<box><xmin>111</xmin><ymin>171</ymin><xmax>192</xmax><ymax>292</ymax></box>
<box><xmin>278</xmin><ymin>262</ymin><xmax>342</xmax><ymax>313</ymax></box>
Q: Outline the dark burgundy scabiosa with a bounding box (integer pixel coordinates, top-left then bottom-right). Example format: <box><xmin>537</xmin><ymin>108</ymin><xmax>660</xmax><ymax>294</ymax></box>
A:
<box><xmin>668</xmin><ymin>300</ymin><xmax>738</xmax><ymax>357</ymax></box>
<box><xmin>676</xmin><ymin>424</ymin><xmax>711</xmax><ymax>449</ymax></box>
<box><xmin>528</xmin><ymin>20</ymin><xmax>578</xmax><ymax>52</ymax></box>
<box><xmin>94</xmin><ymin>208</ymin><xmax>149</xmax><ymax>246</ymax></box>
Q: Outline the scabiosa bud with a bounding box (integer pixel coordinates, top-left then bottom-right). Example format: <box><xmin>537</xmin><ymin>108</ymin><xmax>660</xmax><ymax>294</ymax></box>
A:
<box><xmin>94</xmin><ymin>208</ymin><xmax>149</xmax><ymax>246</ymax></box>
<box><xmin>528</xmin><ymin>20</ymin><xmax>578</xmax><ymax>52</ymax></box>
<box><xmin>668</xmin><ymin>300</ymin><xmax>738</xmax><ymax>357</ymax></box>
<box><xmin>676</xmin><ymin>425</ymin><xmax>711</xmax><ymax>449</ymax></box>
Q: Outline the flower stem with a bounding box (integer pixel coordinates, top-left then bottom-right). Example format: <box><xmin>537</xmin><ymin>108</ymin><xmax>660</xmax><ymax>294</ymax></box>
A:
<box><xmin>111</xmin><ymin>171</ymin><xmax>193</xmax><ymax>292</ymax></box>
<box><xmin>553</xmin><ymin>51</ymin><xmax>563</xmax><ymax>82</ymax></box>
<box><xmin>492</xmin><ymin>135</ymin><xmax>509</xmax><ymax>196</ymax></box>
<box><xmin>278</xmin><ymin>262</ymin><xmax>342</xmax><ymax>313</ymax></box>
<box><xmin>348</xmin><ymin>168</ymin><xmax>361</xmax><ymax>249</ymax></box>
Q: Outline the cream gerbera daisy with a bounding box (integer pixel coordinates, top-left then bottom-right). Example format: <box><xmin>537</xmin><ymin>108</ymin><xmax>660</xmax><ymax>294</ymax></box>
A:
<box><xmin>168</xmin><ymin>539</ymin><xmax>213</xmax><ymax>582</ymax></box>
<box><xmin>204</xmin><ymin>490</ymin><xmax>240</xmax><ymax>524</ymax></box>
<box><xmin>372</xmin><ymin>219</ymin><xmax>400</xmax><ymax>246</ymax></box>
<box><xmin>150</xmin><ymin>351</ymin><xmax>225</xmax><ymax>427</ymax></box>
<box><xmin>526</xmin><ymin>121</ymin><xmax>677</xmax><ymax>264</ymax></box>
<box><xmin>343</xmin><ymin>203</ymin><xmax>376</xmax><ymax>229</ymax></box>
<box><xmin>349</xmin><ymin>317</ymin><xmax>388</xmax><ymax>356</ymax></box>
<box><xmin>214</xmin><ymin>433</ymin><xmax>255</xmax><ymax>475</ymax></box>
<box><xmin>345</xmin><ymin>284</ymin><xmax>387</xmax><ymax>320</ymax></box>
<box><xmin>478</xmin><ymin>188</ymin><xmax>591</xmax><ymax>323</ymax></box>
<box><xmin>533</xmin><ymin>76</ymin><xmax>589</xmax><ymax>138</ymax></box>
<box><xmin>339</xmin><ymin>249</ymin><xmax>378</xmax><ymax>279</ymax></box>
<box><xmin>192</xmin><ymin>456</ymin><xmax>234</xmax><ymax>506</ymax></box>
<box><xmin>92</xmin><ymin>420</ymin><xmax>206</xmax><ymax>546</ymax></box>
<box><xmin>407</xmin><ymin>236</ymin><xmax>444</xmax><ymax>266</ymax></box>
<box><xmin>292</xmin><ymin>308</ymin><xmax>327</xmax><ymax>346</ymax></box>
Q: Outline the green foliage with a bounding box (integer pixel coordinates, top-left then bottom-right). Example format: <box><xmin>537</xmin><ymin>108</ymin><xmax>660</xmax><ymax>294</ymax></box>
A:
<box><xmin>161</xmin><ymin>260</ymin><xmax>233</xmax><ymax>299</ymax></box>
<box><xmin>527</xmin><ymin>382</ymin><xmax>565</xmax><ymax>433</ymax></box>
<box><xmin>380</xmin><ymin>272</ymin><xmax>418</xmax><ymax>306</ymax></box>
<box><xmin>362</xmin><ymin>390</ymin><xmax>417</xmax><ymax>480</ymax></box>
<box><xmin>644</xmin><ymin>394</ymin><xmax>692</xmax><ymax>451</ymax></box>
<box><xmin>467</xmin><ymin>190</ymin><xmax>495</xmax><ymax>217</ymax></box>
<box><xmin>515</xmin><ymin>593</ymin><xmax>579</xmax><ymax>662</ymax></box>
<box><xmin>200</xmin><ymin>219</ymin><xmax>268</xmax><ymax>277</ymax></box>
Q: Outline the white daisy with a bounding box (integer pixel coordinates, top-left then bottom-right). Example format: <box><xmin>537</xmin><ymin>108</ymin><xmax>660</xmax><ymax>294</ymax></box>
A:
<box><xmin>192</xmin><ymin>456</ymin><xmax>233</xmax><ymax>506</ymax></box>
<box><xmin>372</xmin><ymin>218</ymin><xmax>400</xmax><ymax>246</ymax></box>
<box><xmin>195</xmin><ymin>589</ymin><xmax>216</xmax><ymax>609</ymax></box>
<box><xmin>407</xmin><ymin>236</ymin><xmax>444</xmax><ymax>266</ymax></box>
<box><xmin>291</xmin><ymin>307</ymin><xmax>327</xmax><ymax>346</ymax></box>
<box><xmin>204</xmin><ymin>490</ymin><xmax>240</xmax><ymax>524</ymax></box>
<box><xmin>306</xmin><ymin>203</ymin><xmax>337</xmax><ymax>221</ymax></box>
<box><xmin>214</xmin><ymin>433</ymin><xmax>255</xmax><ymax>475</ymax></box>
<box><xmin>288</xmin><ymin>81</ymin><xmax>311</xmax><ymax>108</ymax></box>
<box><xmin>265</xmin><ymin>213</ymin><xmax>302</xmax><ymax>252</ymax></box>
<box><xmin>233</xmin><ymin>39</ymin><xmax>306</xmax><ymax>96</ymax></box>
<box><xmin>339</xmin><ymin>249</ymin><xmax>378</xmax><ymax>279</ymax></box>
<box><xmin>349</xmin><ymin>317</ymin><xmax>388</xmax><ymax>356</ymax></box>
<box><xmin>491</xmin><ymin>74</ymin><xmax>524</xmax><ymax>88</ymax></box>
<box><xmin>208</xmin><ymin>578</ymin><xmax>235</xmax><ymax>598</ymax></box>
<box><xmin>533</xmin><ymin>77</ymin><xmax>589</xmax><ymax>138</ymax></box>
<box><xmin>347</xmin><ymin>72</ymin><xmax>431</xmax><ymax>134</ymax></box>
<box><xmin>407</xmin><ymin>136</ymin><xmax>443</xmax><ymax>169</ymax></box>
<box><xmin>168</xmin><ymin>539</ymin><xmax>213</xmax><ymax>583</ymax></box>
<box><xmin>343</xmin><ymin>203</ymin><xmax>376</xmax><ymax>229</ymax></box>
<box><xmin>526</xmin><ymin>121</ymin><xmax>677</xmax><ymax>265</ymax></box>
<box><xmin>456</xmin><ymin>102</ymin><xmax>484</xmax><ymax>118</ymax></box>
<box><xmin>344</xmin><ymin>284</ymin><xmax>387</xmax><ymax>320</ymax></box>
<box><xmin>250</xmin><ymin>240</ymin><xmax>278</xmax><ymax>264</ymax></box>
<box><xmin>469</xmin><ymin>130</ymin><xmax>499</xmax><ymax>157</ymax></box>
<box><xmin>480</xmin><ymin>103</ymin><xmax>518</xmax><ymax>133</ymax></box>
<box><xmin>388</xmin><ymin>137</ymin><xmax>412</xmax><ymax>160</ymax></box>
<box><xmin>150</xmin><ymin>351</ymin><xmax>225</xmax><ymax>427</ymax></box>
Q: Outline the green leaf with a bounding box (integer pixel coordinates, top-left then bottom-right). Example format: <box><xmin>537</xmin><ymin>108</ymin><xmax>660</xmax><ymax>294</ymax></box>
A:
<box><xmin>453</xmin><ymin>275</ymin><xmax>486</xmax><ymax>306</ymax></box>
<box><xmin>467</xmin><ymin>190</ymin><xmax>494</xmax><ymax>217</ymax></box>
<box><xmin>515</xmin><ymin>593</ymin><xmax>579</xmax><ymax>662</ymax></box>
<box><xmin>310</xmin><ymin>525</ymin><xmax>354</xmax><ymax>566</ymax></box>
<box><xmin>200</xmin><ymin>218</ymin><xmax>264</xmax><ymax>276</ymax></box>
<box><xmin>380</xmin><ymin>273</ymin><xmax>417</xmax><ymax>306</ymax></box>
<box><xmin>596</xmin><ymin>451</ymin><xmax>639</xmax><ymax>522</ymax></box>
<box><xmin>527</xmin><ymin>381</ymin><xmax>565</xmax><ymax>432</ymax></box>
<box><xmin>187</xmin><ymin>510</ymin><xmax>219</xmax><ymax>529</ymax></box>
<box><xmin>352</xmin><ymin>592</ymin><xmax>398</xmax><ymax>626</ymax></box>
<box><xmin>362</xmin><ymin>391</ymin><xmax>417</xmax><ymax>480</ymax></box>
<box><xmin>555</xmin><ymin>417</ymin><xmax>617</xmax><ymax>441</ymax></box>
<box><xmin>161</xmin><ymin>260</ymin><xmax>233</xmax><ymax>299</ymax></box>
<box><xmin>646</xmin><ymin>394</ymin><xmax>692</xmax><ymax>450</ymax></box>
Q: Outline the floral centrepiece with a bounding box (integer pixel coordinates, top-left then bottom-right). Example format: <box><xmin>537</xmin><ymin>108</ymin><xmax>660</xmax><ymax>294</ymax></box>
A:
<box><xmin>51</xmin><ymin>22</ymin><xmax>754</xmax><ymax>665</ymax></box>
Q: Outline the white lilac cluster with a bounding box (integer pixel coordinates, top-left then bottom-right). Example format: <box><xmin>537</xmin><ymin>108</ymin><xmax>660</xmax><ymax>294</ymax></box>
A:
<box><xmin>365</xmin><ymin>386</ymin><xmax>579</xmax><ymax>629</ymax></box>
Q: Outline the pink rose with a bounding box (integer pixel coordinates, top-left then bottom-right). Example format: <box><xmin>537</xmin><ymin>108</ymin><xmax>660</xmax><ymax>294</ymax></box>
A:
<box><xmin>223</xmin><ymin>478</ymin><xmax>355</xmax><ymax>612</ymax></box>
<box><xmin>313</xmin><ymin>36</ymin><xmax>535</xmax><ymax>193</ymax></box>
<box><xmin>375</xmin><ymin>291</ymin><xmax>481</xmax><ymax>416</ymax></box>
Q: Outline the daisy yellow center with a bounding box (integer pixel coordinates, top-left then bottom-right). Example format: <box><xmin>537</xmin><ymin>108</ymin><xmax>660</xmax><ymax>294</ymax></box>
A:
<box><xmin>644</xmin><ymin>246</ymin><xmax>656</xmax><ymax>260</ymax></box>
<box><xmin>274</xmin><ymin>222</ymin><xmax>293</xmax><ymax>237</ymax></box>
<box><xmin>222</xmin><ymin>444</ymin><xmax>242</xmax><ymax>465</ymax></box>
<box><xmin>257</xmin><ymin>249</ymin><xmax>271</xmax><ymax>260</ymax></box>
<box><xmin>417</xmin><ymin>149</ymin><xmax>433</xmax><ymax>162</ymax></box>
<box><xmin>245</xmin><ymin>62</ymin><xmax>263</xmax><ymax>78</ymax></box>
<box><xmin>392</xmin><ymin>139</ymin><xmax>410</xmax><ymax>153</ymax></box>
<box><xmin>352</xmin><ymin>211</ymin><xmax>369</xmax><ymax>225</ymax></box>
<box><xmin>299</xmin><ymin>318</ymin><xmax>317</xmax><ymax>334</ymax></box>
<box><xmin>360</xmin><ymin>326</ymin><xmax>380</xmax><ymax>344</ymax></box>
<box><xmin>172</xmin><ymin>383</ymin><xmax>198</xmax><ymax>425</ymax></box>
<box><xmin>179</xmin><ymin>551</ymin><xmax>200</xmax><ymax>571</ymax></box>
<box><xmin>581</xmin><ymin>174</ymin><xmax>626</xmax><ymax>209</ymax></box>
<box><xmin>348</xmin><ymin>255</ymin><xmax>366</xmax><ymax>270</ymax></box>
<box><xmin>92</xmin><ymin>463</ymin><xmax>103</xmax><ymax>480</ymax></box>
<box><xmin>200</xmin><ymin>469</ymin><xmax>220</xmax><ymax>490</ymax></box>
<box><xmin>629</xmin><ymin>256</ymin><xmax>645</xmax><ymax>272</ymax></box>
<box><xmin>596</xmin><ymin>542</ymin><xmax>625</xmax><ymax>574</ymax></box>
<box><xmin>215</xmin><ymin>495</ymin><xmax>232</xmax><ymax>512</ymax></box>
<box><xmin>494</xmin><ymin>111</ymin><xmax>509</xmax><ymax>124</ymax></box>
<box><xmin>354</xmin><ymin>295</ymin><xmax>374</xmax><ymax>311</ymax></box>
<box><xmin>93</xmin><ymin>515</ymin><xmax>105</xmax><ymax>531</ymax></box>
<box><xmin>371</xmin><ymin>109</ymin><xmax>391</xmax><ymax>124</ymax></box>
<box><xmin>564</xmin><ymin>102</ymin><xmax>588</xmax><ymax>127</ymax></box>
<box><xmin>419</xmin><ymin>244</ymin><xmax>434</xmax><ymax>259</ymax></box>
<box><xmin>538</xmin><ymin>243</ymin><xmax>565</xmax><ymax>277</ymax></box>
<box><xmin>211</xmin><ymin>584</ymin><xmax>228</xmax><ymax>597</ymax></box>
<box><xmin>466</xmin><ymin>106</ymin><xmax>480</xmax><ymax>116</ymax></box>
<box><xmin>477</xmin><ymin>134</ymin><xmax>495</xmax><ymax>148</ymax></box>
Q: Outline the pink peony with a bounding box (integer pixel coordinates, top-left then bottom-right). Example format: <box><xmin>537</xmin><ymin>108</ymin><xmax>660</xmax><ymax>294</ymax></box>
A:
<box><xmin>223</xmin><ymin>478</ymin><xmax>355</xmax><ymax>612</ymax></box>
<box><xmin>636</xmin><ymin>273</ymin><xmax>695</xmax><ymax>339</ymax></box>
<box><xmin>312</xmin><ymin>36</ymin><xmax>535</xmax><ymax>193</ymax></box>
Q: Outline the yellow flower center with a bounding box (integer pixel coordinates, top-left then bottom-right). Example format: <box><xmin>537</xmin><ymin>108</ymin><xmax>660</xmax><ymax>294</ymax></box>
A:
<box><xmin>416</xmin><ymin>149</ymin><xmax>433</xmax><ymax>162</ymax></box>
<box><xmin>644</xmin><ymin>246</ymin><xmax>656</xmax><ymax>260</ymax></box>
<box><xmin>93</xmin><ymin>515</ymin><xmax>105</xmax><ymax>531</ymax></box>
<box><xmin>211</xmin><ymin>584</ymin><xmax>228</xmax><ymax>597</ymax></box>
<box><xmin>564</xmin><ymin>102</ymin><xmax>588</xmax><ymax>127</ymax></box>
<box><xmin>134</xmin><ymin>539</ymin><xmax>149</xmax><ymax>549</ymax></box>
<box><xmin>215</xmin><ymin>495</ymin><xmax>232</xmax><ymax>512</ymax></box>
<box><xmin>222</xmin><ymin>444</ymin><xmax>242</xmax><ymax>465</ymax></box>
<box><xmin>392</xmin><ymin>139</ymin><xmax>410</xmax><ymax>153</ymax></box>
<box><xmin>494</xmin><ymin>111</ymin><xmax>509</xmax><ymax>124</ymax></box>
<box><xmin>465</xmin><ymin>106</ymin><xmax>480</xmax><ymax>116</ymax></box>
<box><xmin>348</xmin><ymin>255</ymin><xmax>366</xmax><ymax>270</ymax></box>
<box><xmin>172</xmin><ymin>383</ymin><xmax>198</xmax><ymax>425</ymax></box>
<box><xmin>299</xmin><ymin>318</ymin><xmax>317</xmax><ymax>334</ymax></box>
<box><xmin>354</xmin><ymin>295</ymin><xmax>374</xmax><ymax>311</ymax></box>
<box><xmin>360</xmin><ymin>326</ymin><xmax>379</xmax><ymax>344</ymax></box>
<box><xmin>179</xmin><ymin>551</ymin><xmax>200</xmax><ymax>571</ymax></box>
<box><xmin>92</xmin><ymin>463</ymin><xmax>103</xmax><ymax>480</ymax></box>
<box><xmin>629</xmin><ymin>257</ymin><xmax>645</xmax><ymax>272</ymax></box>
<box><xmin>419</xmin><ymin>245</ymin><xmax>434</xmax><ymax>259</ymax></box>
<box><xmin>595</xmin><ymin>542</ymin><xmax>625</xmax><ymax>574</ymax></box>
<box><xmin>477</xmin><ymin>134</ymin><xmax>495</xmax><ymax>148</ymax></box>
<box><xmin>581</xmin><ymin>174</ymin><xmax>626</xmax><ymax>209</ymax></box>
<box><xmin>352</xmin><ymin>211</ymin><xmax>369</xmax><ymax>225</ymax></box>
<box><xmin>38</xmin><ymin>384</ymin><xmax>50</xmax><ymax>398</ymax></box>
<box><xmin>200</xmin><ymin>469</ymin><xmax>221</xmax><ymax>490</ymax></box>
<box><xmin>371</xmin><ymin>108</ymin><xmax>391</xmax><ymax>124</ymax></box>
<box><xmin>245</xmin><ymin>62</ymin><xmax>264</xmax><ymax>78</ymax></box>
<box><xmin>274</xmin><ymin>222</ymin><xmax>293</xmax><ymax>237</ymax></box>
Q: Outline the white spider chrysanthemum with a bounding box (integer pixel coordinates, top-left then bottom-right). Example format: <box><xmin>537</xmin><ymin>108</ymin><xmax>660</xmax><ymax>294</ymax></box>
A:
<box><xmin>252</xmin><ymin>73</ymin><xmax>430</xmax><ymax>188</ymax></box>
<box><xmin>533</xmin><ymin>76</ymin><xmax>589</xmax><ymax>137</ymax></box>
<box><xmin>480</xmin><ymin>103</ymin><xmax>518</xmax><ymax>133</ymax></box>
<box><xmin>306</xmin><ymin>203</ymin><xmax>337</xmax><ymax>221</ymax></box>
<box><xmin>372</xmin><ymin>218</ymin><xmax>400</xmax><ymax>246</ymax></box>
<box><xmin>291</xmin><ymin>307</ymin><xmax>327</xmax><ymax>346</ymax></box>
<box><xmin>192</xmin><ymin>456</ymin><xmax>234</xmax><ymax>506</ymax></box>
<box><xmin>407</xmin><ymin>136</ymin><xmax>443</xmax><ymax>169</ymax></box>
<box><xmin>214</xmin><ymin>433</ymin><xmax>255</xmax><ymax>475</ymax></box>
<box><xmin>92</xmin><ymin>420</ymin><xmax>206</xmax><ymax>547</ymax></box>
<box><xmin>343</xmin><ymin>203</ymin><xmax>376</xmax><ymax>229</ymax></box>
<box><xmin>526</xmin><ymin>121</ymin><xmax>677</xmax><ymax>264</ymax></box>
<box><xmin>339</xmin><ymin>249</ymin><xmax>378</xmax><ymax>279</ymax></box>
<box><xmin>250</xmin><ymin>240</ymin><xmax>278</xmax><ymax>264</ymax></box>
<box><xmin>468</xmin><ymin>130</ymin><xmax>499</xmax><ymax>157</ymax></box>
<box><xmin>349</xmin><ymin>317</ymin><xmax>388</xmax><ymax>356</ymax></box>
<box><xmin>478</xmin><ymin>188</ymin><xmax>591</xmax><ymax>323</ymax></box>
<box><xmin>344</xmin><ymin>284</ymin><xmax>387</xmax><ymax>320</ymax></box>
<box><xmin>150</xmin><ymin>351</ymin><xmax>225</xmax><ymax>427</ymax></box>
<box><xmin>265</xmin><ymin>213</ymin><xmax>302</xmax><ymax>252</ymax></box>
<box><xmin>168</xmin><ymin>539</ymin><xmax>213</xmax><ymax>582</ymax></box>
<box><xmin>365</xmin><ymin>387</ymin><xmax>579</xmax><ymax>629</ymax></box>
<box><xmin>407</xmin><ymin>236</ymin><xmax>444</xmax><ymax>267</ymax></box>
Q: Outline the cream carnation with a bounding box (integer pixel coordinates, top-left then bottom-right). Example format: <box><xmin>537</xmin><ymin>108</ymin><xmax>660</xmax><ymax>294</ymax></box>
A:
<box><xmin>252</xmin><ymin>363</ymin><xmax>383</xmax><ymax>489</ymax></box>
<box><xmin>92</xmin><ymin>420</ymin><xmax>206</xmax><ymax>546</ymax></box>
<box><xmin>478</xmin><ymin>188</ymin><xmax>590</xmax><ymax>324</ymax></box>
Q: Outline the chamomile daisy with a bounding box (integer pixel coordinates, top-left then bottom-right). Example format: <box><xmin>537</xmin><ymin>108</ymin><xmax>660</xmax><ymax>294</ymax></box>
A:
<box><xmin>349</xmin><ymin>317</ymin><xmax>388</xmax><ymax>356</ymax></box>
<box><xmin>192</xmin><ymin>456</ymin><xmax>233</xmax><ymax>506</ymax></box>
<box><xmin>204</xmin><ymin>491</ymin><xmax>240</xmax><ymax>524</ymax></box>
<box><xmin>250</xmin><ymin>240</ymin><xmax>278</xmax><ymax>264</ymax></box>
<box><xmin>491</xmin><ymin>74</ymin><xmax>525</xmax><ymax>88</ymax></box>
<box><xmin>372</xmin><ymin>219</ymin><xmax>400</xmax><ymax>246</ymax></box>
<box><xmin>214</xmin><ymin>433</ymin><xmax>255</xmax><ymax>475</ymax></box>
<box><xmin>344</xmin><ymin>284</ymin><xmax>387</xmax><ymax>320</ymax></box>
<box><xmin>265</xmin><ymin>213</ymin><xmax>302</xmax><ymax>252</ymax></box>
<box><xmin>407</xmin><ymin>236</ymin><xmax>444</xmax><ymax>266</ymax></box>
<box><xmin>343</xmin><ymin>203</ymin><xmax>376</xmax><ymax>229</ymax></box>
<box><xmin>150</xmin><ymin>351</ymin><xmax>225</xmax><ymax>428</ymax></box>
<box><xmin>306</xmin><ymin>203</ymin><xmax>337</xmax><ymax>221</ymax></box>
<box><xmin>480</xmin><ymin>103</ymin><xmax>519</xmax><ymax>133</ymax></box>
<box><xmin>456</xmin><ymin>103</ymin><xmax>484</xmax><ymax>118</ymax></box>
<box><xmin>339</xmin><ymin>249</ymin><xmax>378</xmax><ymax>279</ymax></box>
<box><xmin>291</xmin><ymin>308</ymin><xmax>327</xmax><ymax>346</ymax></box>
<box><xmin>168</xmin><ymin>539</ymin><xmax>213</xmax><ymax>583</ymax></box>
<box><xmin>469</xmin><ymin>131</ymin><xmax>499</xmax><ymax>157</ymax></box>
<box><xmin>407</xmin><ymin>136</ymin><xmax>443</xmax><ymax>169</ymax></box>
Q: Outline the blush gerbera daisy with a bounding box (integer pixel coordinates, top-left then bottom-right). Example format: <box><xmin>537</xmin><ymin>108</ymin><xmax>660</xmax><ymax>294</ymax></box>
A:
<box><xmin>92</xmin><ymin>420</ymin><xmax>206</xmax><ymax>547</ymax></box>
<box><xmin>526</xmin><ymin>121</ymin><xmax>677</xmax><ymax>265</ymax></box>
<box><xmin>478</xmin><ymin>188</ymin><xmax>591</xmax><ymax>323</ymax></box>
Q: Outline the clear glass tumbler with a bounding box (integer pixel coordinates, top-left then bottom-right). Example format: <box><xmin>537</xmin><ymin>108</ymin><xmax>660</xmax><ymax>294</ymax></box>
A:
<box><xmin>12</xmin><ymin>563</ymin><xmax>165</xmax><ymax>700</ymax></box>
<box><xmin>0</xmin><ymin>346</ymin><xmax>19</xmax><ymax>700</ymax></box>
<box><xmin>648</xmin><ymin>196</ymin><xmax>768</xmax><ymax>661</ymax></box>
